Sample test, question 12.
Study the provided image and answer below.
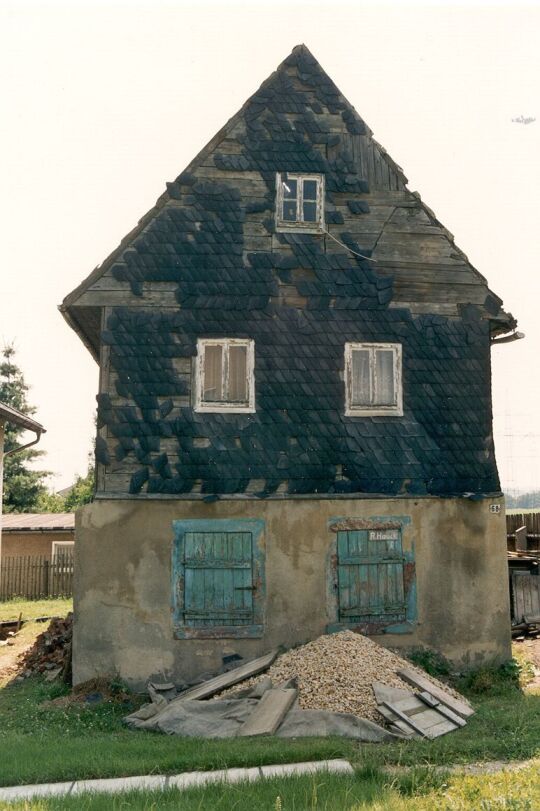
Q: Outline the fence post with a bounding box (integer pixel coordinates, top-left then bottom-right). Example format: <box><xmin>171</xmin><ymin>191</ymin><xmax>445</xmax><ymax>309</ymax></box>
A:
<box><xmin>44</xmin><ymin>558</ymin><xmax>50</xmax><ymax>598</ymax></box>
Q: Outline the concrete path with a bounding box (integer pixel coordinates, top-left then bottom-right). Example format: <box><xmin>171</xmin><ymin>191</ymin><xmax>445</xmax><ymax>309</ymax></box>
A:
<box><xmin>0</xmin><ymin>759</ymin><xmax>354</xmax><ymax>802</ymax></box>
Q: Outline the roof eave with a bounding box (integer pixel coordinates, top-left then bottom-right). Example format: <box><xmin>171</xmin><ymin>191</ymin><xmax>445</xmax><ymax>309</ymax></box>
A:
<box><xmin>0</xmin><ymin>402</ymin><xmax>45</xmax><ymax>434</ymax></box>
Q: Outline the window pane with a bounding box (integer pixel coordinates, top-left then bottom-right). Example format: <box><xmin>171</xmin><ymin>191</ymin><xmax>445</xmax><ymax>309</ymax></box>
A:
<box><xmin>303</xmin><ymin>179</ymin><xmax>317</xmax><ymax>200</ymax></box>
<box><xmin>351</xmin><ymin>349</ymin><xmax>371</xmax><ymax>405</ymax></box>
<box><xmin>228</xmin><ymin>345</ymin><xmax>248</xmax><ymax>402</ymax></box>
<box><xmin>374</xmin><ymin>349</ymin><xmax>396</xmax><ymax>405</ymax></box>
<box><xmin>303</xmin><ymin>201</ymin><xmax>317</xmax><ymax>222</ymax></box>
<box><xmin>282</xmin><ymin>200</ymin><xmax>297</xmax><ymax>221</ymax></box>
<box><xmin>282</xmin><ymin>178</ymin><xmax>297</xmax><ymax>199</ymax></box>
<box><xmin>203</xmin><ymin>345</ymin><xmax>224</xmax><ymax>401</ymax></box>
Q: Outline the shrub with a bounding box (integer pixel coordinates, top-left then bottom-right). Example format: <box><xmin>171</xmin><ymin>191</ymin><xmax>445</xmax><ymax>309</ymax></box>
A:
<box><xmin>407</xmin><ymin>647</ymin><xmax>452</xmax><ymax>679</ymax></box>
<box><xmin>457</xmin><ymin>658</ymin><xmax>521</xmax><ymax>695</ymax></box>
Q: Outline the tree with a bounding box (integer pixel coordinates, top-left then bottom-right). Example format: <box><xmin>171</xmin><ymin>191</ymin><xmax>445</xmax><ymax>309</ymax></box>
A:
<box><xmin>0</xmin><ymin>344</ymin><xmax>50</xmax><ymax>512</ymax></box>
<box><xmin>64</xmin><ymin>460</ymin><xmax>95</xmax><ymax>510</ymax></box>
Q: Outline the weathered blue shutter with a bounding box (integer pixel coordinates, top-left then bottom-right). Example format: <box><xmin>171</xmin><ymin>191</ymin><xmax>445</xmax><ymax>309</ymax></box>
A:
<box><xmin>337</xmin><ymin>529</ymin><xmax>406</xmax><ymax>624</ymax></box>
<box><xmin>183</xmin><ymin>531</ymin><xmax>255</xmax><ymax>627</ymax></box>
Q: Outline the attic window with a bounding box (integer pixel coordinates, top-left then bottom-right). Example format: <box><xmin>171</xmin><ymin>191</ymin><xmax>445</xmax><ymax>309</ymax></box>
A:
<box><xmin>345</xmin><ymin>343</ymin><xmax>403</xmax><ymax>417</ymax></box>
<box><xmin>276</xmin><ymin>173</ymin><xmax>324</xmax><ymax>232</ymax></box>
<box><xmin>195</xmin><ymin>339</ymin><xmax>255</xmax><ymax>414</ymax></box>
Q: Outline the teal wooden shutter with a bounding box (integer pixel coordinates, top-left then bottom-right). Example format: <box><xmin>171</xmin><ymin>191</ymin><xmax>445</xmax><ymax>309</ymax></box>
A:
<box><xmin>183</xmin><ymin>531</ymin><xmax>255</xmax><ymax>627</ymax></box>
<box><xmin>336</xmin><ymin>529</ymin><xmax>406</xmax><ymax>624</ymax></box>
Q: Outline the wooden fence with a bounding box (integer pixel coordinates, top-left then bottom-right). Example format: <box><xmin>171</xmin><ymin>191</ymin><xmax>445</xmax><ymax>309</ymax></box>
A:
<box><xmin>507</xmin><ymin>512</ymin><xmax>540</xmax><ymax>537</ymax></box>
<box><xmin>0</xmin><ymin>553</ymin><xmax>74</xmax><ymax>601</ymax></box>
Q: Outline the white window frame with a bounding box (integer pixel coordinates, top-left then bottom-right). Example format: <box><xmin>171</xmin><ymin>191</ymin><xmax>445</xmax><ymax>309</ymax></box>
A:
<box><xmin>194</xmin><ymin>338</ymin><xmax>255</xmax><ymax>414</ymax></box>
<box><xmin>52</xmin><ymin>541</ymin><xmax>74</xmax><ymax>573</ymax></box>
<box><xmin>275</xmin><ymin>172</ymin><xmax>325</xmax><ymax>233</ymax></box>
<box><xmin>52</xmin><ymin>541</ymin><xmax>74</xmax><ymax>558</ymax></box>
<box><xmin>344</xmin><ymin>342</ymin><xmax>403</xmax><ymax>417</ymax></box>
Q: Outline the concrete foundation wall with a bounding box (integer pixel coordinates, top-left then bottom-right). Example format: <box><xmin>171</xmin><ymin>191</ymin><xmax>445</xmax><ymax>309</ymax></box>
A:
<box><xmin>73</xmin><ymin>497</ymin><xmax>511</xmax><ymax>688</ymax></box>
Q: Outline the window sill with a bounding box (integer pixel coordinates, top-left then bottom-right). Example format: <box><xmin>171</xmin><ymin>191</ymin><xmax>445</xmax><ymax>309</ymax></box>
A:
<box><xmin>326</xmin><ymin>621</ymin><xmax>414</xmax><ymax>636</ymax></box>
<box><xmin>194</xmin><ymin>404</ymin><xmax>256</xmax><ymax>414</ymax></box>
<box><xmin>173</xmin><ymin>624</ymin><xmax>264</xmax><ymax>640</ymax></box>
<box><xmin>275</xmin><ymin>223</ymin><xmax>325</xmax><ymax>235</ymax></box>
<box><xmin>345</xmin><ymin>407</ymin><xmax>403</xmax><ymax>417</ymax></box>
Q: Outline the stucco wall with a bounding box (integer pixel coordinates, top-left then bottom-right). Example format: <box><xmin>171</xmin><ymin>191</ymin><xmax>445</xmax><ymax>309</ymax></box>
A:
<box><xmin>73</xmin><ymin>497</ymin><xmax>511</xmax><ymax>687</ymax></box>
<box><xmin>2</xmin><ymin>531</ymin><xmax>74</xmax><ymax>558</ymax></box>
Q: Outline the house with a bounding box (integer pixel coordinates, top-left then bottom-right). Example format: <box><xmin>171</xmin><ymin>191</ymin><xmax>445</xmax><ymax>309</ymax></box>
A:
<box><xmin>0</xmin><ymin>401</ymin><xmax>45</xmax><ymax>567</ymax></box>
<box><xmin>0</xmin><ymin>513</ymin><xmax>74</xmax><ymax>560</ymax></box>
<box><xmin>61</xmin><ymin>45</ymin><xmax>515</xmax><ymax>688</ymax></box>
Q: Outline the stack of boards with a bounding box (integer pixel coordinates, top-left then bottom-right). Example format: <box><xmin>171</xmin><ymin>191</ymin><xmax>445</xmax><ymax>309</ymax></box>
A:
<box><xmin>373</xmin><ymin>668</ymin><xmax>474</xmax><ymax>739</ymax></box>
<box><xmin>173</xmin><ymin>650</ymin><xmax>298</xmax><ymax>737</ymax></box>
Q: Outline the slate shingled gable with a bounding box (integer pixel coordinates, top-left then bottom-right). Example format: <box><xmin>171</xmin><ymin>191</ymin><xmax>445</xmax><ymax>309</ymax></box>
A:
<box><xmin>63</xmin><ymin>44</ymin><xmax>513</xmax><ymax>499</ymax></box>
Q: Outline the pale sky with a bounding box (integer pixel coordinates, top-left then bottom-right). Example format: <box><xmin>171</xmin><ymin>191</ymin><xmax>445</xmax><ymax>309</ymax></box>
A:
<box><xmin>1</xmin><ymin>0</ymin><xmax>539</xmax><ymax>493</ymax></box>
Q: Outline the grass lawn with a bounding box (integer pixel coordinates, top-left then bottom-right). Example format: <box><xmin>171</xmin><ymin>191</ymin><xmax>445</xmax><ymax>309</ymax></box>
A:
<box><xmin>0</xmin><ymin>597</ymin><xmax>72</xmax><ymax>623</ymax></box>
<box><xmin>0</xmin><ymin>672</ymin><xmax>539</xmax><ymax>789</ymax></box>
<box><xmin>0</xmin><ymin>599</ymin><xmax>539</xmax><ymax>807</ymax></box>
<box><xmin>3</xmin><ymin>764</ymin><xmax>540</xmax><ymax>810</ymax></box>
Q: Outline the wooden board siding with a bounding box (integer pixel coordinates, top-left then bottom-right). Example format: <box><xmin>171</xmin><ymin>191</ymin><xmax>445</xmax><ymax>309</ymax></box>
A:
<box><xmin>512</xmin><ymin>573</ymin><xmax>540</xmax><ymax>623</ymax></box>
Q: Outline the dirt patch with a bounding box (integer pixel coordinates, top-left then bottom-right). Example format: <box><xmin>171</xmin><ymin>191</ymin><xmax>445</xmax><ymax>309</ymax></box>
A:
<box><xmin>515</xmin><ymin>635</ymin><xmax>540</xmax><ymax>691</ymax></box>
<box><xmin>42</xmin><ymin>676</ymin><xmax>134</xmax><ymax>709</ymax></box>
<box><xmin>0</xmin><ymin>623</ymin><xmax>42</xmax><ymax>684</ymax></box>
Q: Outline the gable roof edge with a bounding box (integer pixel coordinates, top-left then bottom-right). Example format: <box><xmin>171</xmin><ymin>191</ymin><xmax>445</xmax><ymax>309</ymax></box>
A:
<box><xmin>60</xmin><ymin>48</ymin><xmax>314</xmax><ymax>316</ymax></box>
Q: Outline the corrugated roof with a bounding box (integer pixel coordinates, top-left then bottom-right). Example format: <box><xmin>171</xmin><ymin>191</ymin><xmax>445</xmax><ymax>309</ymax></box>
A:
<box><xmin>1</xmin><ymin>513</ymin><xmax>74</xmax><ymax>531</ymax></box>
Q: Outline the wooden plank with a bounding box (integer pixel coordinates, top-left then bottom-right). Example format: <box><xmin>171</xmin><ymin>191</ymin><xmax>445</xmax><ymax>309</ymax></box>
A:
<box><xmin>383</xmin><ymin>698</ymin><xmax>460</xmax><ymax>738</ymax></box>
<box><xmin>513</xmin><ymin>573</ymin><xmax>540</xmax><ymax>623</ymax></box>
<box><xmin>238</xmin><ymin>687</ymin><xmax>297</xmax><ymax>737</ymax></box>
<box><xmin>381</xmin><ymin>701</ymin><xmax>428</xmax><ymax>738</ymax></box>
<box><xmin>177</xmin><ymin>650</ymin><xmax>279</xmax><ymax>701</ymax></box>
<box><xmin>392</xmin><ymin>281</ymin><xmax>489</xmax><ymax>305</ymax></box>
<box><xmin>372</xmin><ymin>682</ymin><xmax>412</xmax><ymax>705</ymax></box>
<box><xmin>386</xmin><ymin>696</ymin><xmax>453</xmax><ymax>731</ymax></box>
<box><xmin>73</xmin><ymin>290</ymin><xmax>180</xmax><ymax>307</ymax></box>
<box><xmin>376</xmin><ymin>704</ymin><xmax>418</xmax><ymax>737</ymax></box>
<box><xmin>388</xmin><ymin>300</ymin><xmax>459</xmax><ymax>317</ymax></box>
<box><xmin>424</xmin><ymin>719</ymin><xmax>460</xmax><ymax>739</ymax></box>
<box><xmin>417</xmin><ymin>691</ymin><xmax>467</xmax><ymax>727</ymax></box>
<box><xmin>375</xmin><ymin>264</ymin><xmax>483</xmax><ymax>285</ymax></box>
<box><xmin>515</xmin><ymin>526</ymin><xmax>528</xmax><ymax>552</ymax></box>
<box><xmin>397</xmin><ymin>669</ymin><xmax>474</xmax><ymax>719</ymax></box>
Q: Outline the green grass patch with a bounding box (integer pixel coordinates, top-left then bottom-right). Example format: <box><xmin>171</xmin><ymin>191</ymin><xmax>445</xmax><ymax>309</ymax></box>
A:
<box><xmin>0</xmin><ymin>678</ymin><xmax>355</xmax><ymax>787</ymax></box>
<box><xmin>0</xmin><ymin>597</ymin><xmax>72</xmax><ymax>623</ymax></box>
<box><xmin>360</xmin><ymin>688</ymin><xmax>540</xmax><ymax>768</ymax></box>
<box><xmin>1</xmin><ymin>609</ymin><xmax>539</xmax><ymax>789</ymax></box>
<box><xmin>3</xmin><ymin>765</ymin><xmax>539</xmax><ymax>810</ymax></box>
<box><xmin>0</xmin><ymin>673</ymin><xmax>539</xmax><ymax>787</ymax></box>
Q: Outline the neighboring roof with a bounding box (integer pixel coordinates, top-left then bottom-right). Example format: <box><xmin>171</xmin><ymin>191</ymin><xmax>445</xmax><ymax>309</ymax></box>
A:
<box><xmin>1</xmin><ymin>513</ymin><xmax>74</xmax><ymax>532</ymax></box>
<box><xmin>0</xmin><ymin>402</ymin><xmax>45</xmax><ymax>434</ymax></box>
<box><xmin>61</xmin><ymin>44</ymin><xmax>516</xmax><ymax>359</ymax></box>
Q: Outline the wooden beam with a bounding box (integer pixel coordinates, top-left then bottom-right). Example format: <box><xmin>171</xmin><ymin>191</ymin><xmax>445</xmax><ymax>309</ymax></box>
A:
<box><xmin>176</xmin><ymin>650</ymin><xmax>279</xmax><ymax>701</ymax></box>
<box><xmin>239</xmin><ymin>687</ymin><xmax>297</xmax><ymax>737</ymax></box>
<box><xmin>397</xmin><ymin>669</ymin><xmax>474</xmax><ymax>719</ymax></box>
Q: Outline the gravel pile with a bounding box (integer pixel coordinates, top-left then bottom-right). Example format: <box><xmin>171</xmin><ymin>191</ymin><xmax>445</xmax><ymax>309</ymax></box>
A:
<box><xmin>217</xmin><ymin>631</ymin><xmax>469</xmax><ymax>723</ymax></box>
